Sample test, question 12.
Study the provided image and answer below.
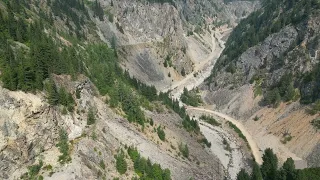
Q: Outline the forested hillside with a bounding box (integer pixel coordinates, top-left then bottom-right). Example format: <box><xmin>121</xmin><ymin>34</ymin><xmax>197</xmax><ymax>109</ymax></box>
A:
<box><xmin>0</xmin><ymin>0</ymin><xmax>201</xmax><ymax>132</ymax></box>
<box><xmin>201</xmin><ymin>0</ymin><xmax>320</xmax><ymax>173</ymax></box>
<box><xmin>0</xmin><ymin>0</ymin><xmax>216</xmax><ymax>179</ymax></box>
<box><xmin>208</xmin><ymin>0</ymin><xmax>320</xmax><ymax>107</ymax></box>
<box><xmin>237</xmin><ymin>148</ymin><xmax>320</xmax><ymax>180</ymax></box>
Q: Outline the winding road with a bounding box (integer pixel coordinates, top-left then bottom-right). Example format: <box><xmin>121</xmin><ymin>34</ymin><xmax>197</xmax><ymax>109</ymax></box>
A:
<box><xmin>162</xmin><ymin>27</ymin><xmax>264</xmax><ymax>175</ymax></box>
<box><xmin>187</xmin><ymin>107</ymin><xmax>263</xmax><ymax>165</ymax></box>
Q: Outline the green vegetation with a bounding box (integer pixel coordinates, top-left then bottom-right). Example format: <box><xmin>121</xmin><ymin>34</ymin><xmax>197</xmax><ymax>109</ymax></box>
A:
<box><xmin>178</xmin><ymin>143</ymin><xmax>189</xmax><ymax>158</ymax></box>
<box><xmin>157</xmin><ymin>126</ymin><xmax>166</xmax><ymax>141</ymax></box>
<box><xmin>149</xmin><ymin>118</ymin><xmax>154</xmax><ymax>126</ymax></box>
<box><xmin>200</xmin><ymin>115</ymin><xmax>221</xmax><ymax>126</ymax></box>
<box><xmin>146</xmin><ymin>0</ymin><xmax>174</xmax><ymax>5</ymax></box>
<box><xmin>56</xmin><ymin>129</ymin><xmax>71</xmax><ymax>164</ymax></box>
<box><xmin>115</xmin><ymin>150</ymin><xmax>127</xmax><ymax>175</ymax></box>
<box><xmin>311</xmin><ymin>118</ymin><xmax>320</xmax><ymax>130</ymax></box>
<box><xmin>253</xmin><ymin>115</ymin><xmax>260</xmax><ymax>121</ymax></box>
<box><xmin>308</xmin><ymin>100</ymin><xmax>320</xmax><ymax>115</ymax></box>
<box><xmin>0</xmin><ymin>0</ymin><xmax>200</xmax><ymax>136</ymax></box>
<box><xmin>208</xmin><ymin>0</ymin><xmax>320</xmax><ymax>108</ymax></box>
<box><xmin>163</xmin><ymin>55</ymin><xmax>172</xmax><ymax>68</ymax></box>
<box><xmin>127</xmin><ymin>146</ymin><xmax>171</xmax><ymax>179</ymax></box>
<box><xmin>223</xmin><ymin>138</ymin><xmax>231</xmax><ymax>152</ymax></box>
<box><xmin>45</xmin><ymin>80</ymin><xmax>75</xmax><ymax>112</ymax></box>
<box><xmin>87</xmin><ymin>108</ymin><xmax>96</xmax><ymax>125</ymax></box>
<box><xmin>199</xmin><ymin>138</ymin><xmax>211</xmax><ymax>148</ymax></box>
<box><xmin>214</xmin><ymin>0</ymin><xmax>320</xmax><ymax>74</ymax></box>
<box><xmin>281</xmin><ymin>135</ymin><xmax>293</xmax><ymax>144</ymax></box>
<box><xmin>99</xmin><ymin>160</ymin><xmax>105</xmax><ymax>170</ymax></box>
<box><xmin>93</xmin><ymin>0</ymin><xmax>104</xmax><ymax>21</ymax></box>
<box><xmin>302</xmin><ymin>167</ymin><xmax>320</xmax><ymax>180</ymax></box>
<box><xmin>228</xmin><ymin>122</ymin><xmax>247</xmax><ymax>143</ymax></box>
<box><xmin>263</xmin><ymin>73</ymin><xmax>298</xmax><ymax>107</ymax></box>
<box><xmin>21</xmin><ymin>160</ymin><xmax>43</xmax><ymax>180</ymax></box>
<box><xmin>159</xmin><ymin>92</ymin><xmax>200</xmax><ymax>133</ymax></box>
<box><xmin>180</xmin><ymin>88</ymin><xmax>202</xmax><ymax>107</ymax></box>
<box><xmin>237</xmin><ymin>148</ymin><xmax>320</xmax><ymax>180</ymax></box>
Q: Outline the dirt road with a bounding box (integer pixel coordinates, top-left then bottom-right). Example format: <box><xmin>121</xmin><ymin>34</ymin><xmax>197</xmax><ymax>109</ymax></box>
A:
<box><xmin>187</xmin><ymin>107</ymin><xmax>263</xmax><ymax>164</ymax></box>
<box><xmin>161</xmin><ymin>29</ymin><xmax>224</xmax><ymax>100</ymax></box>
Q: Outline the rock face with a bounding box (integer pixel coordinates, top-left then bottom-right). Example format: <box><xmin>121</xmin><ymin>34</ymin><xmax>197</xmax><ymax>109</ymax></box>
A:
<box><xmin>202</xmin><ymin>4</ymin><xmax>320</xmax><ymax>167</ymax></box>
<box><xmin>96</xmin><ymin>0</ymin><xmax>259</xmax><ymax>88</ymax></box>
<box><xmin>208</xmin><ymin>26</ymin><xmax>298</xmax><ymax>93</ymax></box>
<box><xmin>0</xmin><ymin>75</ymin><xmax>226</xmax><ymax>179</ymax></box>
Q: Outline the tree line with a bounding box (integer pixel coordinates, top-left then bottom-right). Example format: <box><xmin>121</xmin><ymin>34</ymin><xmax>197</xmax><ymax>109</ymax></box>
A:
<box><xmin>237</xmin><ymin>148</ymin><xmax>320</xmax><ymax>180</ymax></box>
<box><xmin>0</xmin><ymin>0</ymin><xmax>201</xmax><ymax>138</ymax></box>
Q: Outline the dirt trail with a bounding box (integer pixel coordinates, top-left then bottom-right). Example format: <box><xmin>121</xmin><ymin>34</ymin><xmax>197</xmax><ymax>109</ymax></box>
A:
<box><xmin>161</xmin><ymin>29</ymin><xmax>225</xmax><ymax>100</ymax></box>
<box><xmin>187</xmin><ymin>107</ymin><xmax>264</xmax><ymax>165</ymax></box>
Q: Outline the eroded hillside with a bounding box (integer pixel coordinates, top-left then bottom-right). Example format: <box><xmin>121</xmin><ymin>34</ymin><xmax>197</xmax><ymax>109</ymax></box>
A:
<box><xmin>0</xmin><ymin>75</ymin><xmax>225</xmax><ymax>179</ymax></box>
<box><xmin>203</xmin><ymin>0</ymin><xmax>320</xmax><ymax>167</ymax></box>
<box><xmin>95</xmin><ymin>0</ymin><xmax>259</xmax><ymax>89</ymax></box>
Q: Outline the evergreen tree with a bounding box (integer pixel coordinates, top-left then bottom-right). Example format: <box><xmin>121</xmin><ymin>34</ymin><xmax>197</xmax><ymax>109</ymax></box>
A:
<box><xmin>116</xmin><ymin>151</ymin><xmax>127</xmax><ymax>175</ymax></box>
<box><xmin>87</xmin><ymin>108</ymin><xmax>96</xmax><ymax>125</ymax></box>
<box><xmin>251</xmin><ymin>162</ymin><xmax>263</xmax><ymax>180</ymax></box>
<box><xmin>282</xmin><ymin>158</ymin><xmax>297</xmax><ymax>180</ymax></box>
<box><xmin>237</xmin><ymin>169</ymin><xmax>250</xmax><ymax>180</ymax></box>
<box><xmin>47</xmin><ymin>79</ymin><xmax>59</xmax><ymax>105</ymax></box>
<box><xmin>261</xmin><ymin>148</ymin><xmax>278</xmax><ymax>180</ymax></box>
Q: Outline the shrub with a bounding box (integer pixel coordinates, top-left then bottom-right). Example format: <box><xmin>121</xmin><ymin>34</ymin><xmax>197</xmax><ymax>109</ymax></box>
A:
<box><xmin>87</xmin><ymin>108</ymin><xmax>96</xmax><ymax>125</ymax></box>
<box><xmin>56</xmin><ymin>129</ymin><xmax>71</xmax><ymax>164</ymax></box>
<box><xmin>27</xmin><ymin>160</ymin><xmax>43</xmax><ymax>179</ymax></box>
<box><xmin>200</xmin><ymin>115</ymin><xmax>220</xmax><ymax>126</ymax></box>
<box><xmin>200</xmin><ymin>138</ymin><xmax>211</xmax><ymax>148</ymax></box>
<box><xmin>179</xmin><ymin>143</ymin><xmax>189</xmax><ymax>158</ymax></box>
<box><xmin>76</xmin><ymin>89</ymin><xmax>81</xmax><ymax>99</ymax></box>
<box><xmin>99</xmin><ymin>160</ymin><xmax>105</xmax><ymax>169</ymax></box>
<box><xmin>149</xmin><ymin>118</ymin><xmax>154</xmax><ymax>126</ymax></box>
<box><xmin>157</xmin><ymin>126</ymin><xmax>166</xmax><ymax>141</ymax></box>
<box><xmin>311</xmin><ymin>118</ymin><xmax>320</xmax><ymax>130</ymax></box>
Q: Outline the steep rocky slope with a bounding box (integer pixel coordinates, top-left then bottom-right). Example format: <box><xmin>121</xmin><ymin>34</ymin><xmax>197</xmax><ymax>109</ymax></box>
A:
<box><xmin>203</xmin><ymin>0</ymin><xmax>320</xmax><ymax>167</ymax></box>
<box><xmin>0</xmin><ymin>0</ymin><xmax>237</xmax><ymax>179</ymax></box>
<box><xmin>95</xmin><ymin>0</ymin><xmax>259</xmax><ymax>89</ymax></box>
<box><xmin>0</xmin><ymin>75</ymin><xmax>225</xmax><ymax>179</ymax></box>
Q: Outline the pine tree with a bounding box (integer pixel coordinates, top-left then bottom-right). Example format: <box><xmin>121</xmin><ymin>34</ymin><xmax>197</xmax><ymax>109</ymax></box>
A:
<box><xmin>116</xmin><ymin>151</ymin><xmax>127</xmax><ymax>175</ymax></box>
<box><xmin>47</xmin><ymin>79</ymin><xmax>59</xmax><ymax>105</ymax></box>
<box><xmin>87</xmin><ymin>108</ymin><xmax>96</xmax><ymax>125</ymax></box>
<box><xmin>282</xmin><ymin>158</ymin><xmax>296</xmax><ymax>180</ymax></box>
<box><xmin>261</xmin><ymin>148</ymin><xmax>278</xmax><ymax>180</ymax></box>
<box><xmin>251</xmin><ymin>162</ymin><xmax>263</xmax><ymax>180</ymax></box>
<box><xmin>237</xmin><ymin>169</ymin><xmax>250</xmax><ymax>180</ymax></box>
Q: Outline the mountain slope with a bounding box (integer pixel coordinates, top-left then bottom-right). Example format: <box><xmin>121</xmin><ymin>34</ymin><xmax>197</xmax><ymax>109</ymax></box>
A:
<box><xmin>203</xmin><ymin>0</ymin><xmax>320</xmax><ymax>167</ymax></box>
<box><xmin>95</xmin><ymin>0</ymin><xmax>259</xmax><ymax>89</ymax></box>
<box><xmin>0</xmin><ymin>0</ymin><xmax>228</xmax><ymax>179</ymax></box>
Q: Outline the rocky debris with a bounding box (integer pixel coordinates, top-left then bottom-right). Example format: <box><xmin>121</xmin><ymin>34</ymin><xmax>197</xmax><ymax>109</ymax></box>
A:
<box><xmin>201</xmin><ymin>11</ymin><xmax>320</xmax><ymax>168</ymax></box>
<box><xmin>307</xmin><ymin>143</ymin><xmax>320</xmax><ymax>167</ymax></box>
<box><xmin>0</xmin><ymin>75</ymin><xmax>226</xmax><ymax>179</ymax></box>
<box><xmin>208</xmin><ymin>26</ymin><xmax>298</xmax><ymax>92</ymax></box>
<box><xmin>95</xmin><ymin>0</ymin><xmax>258</xmax><ymax>89</ymax></box>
